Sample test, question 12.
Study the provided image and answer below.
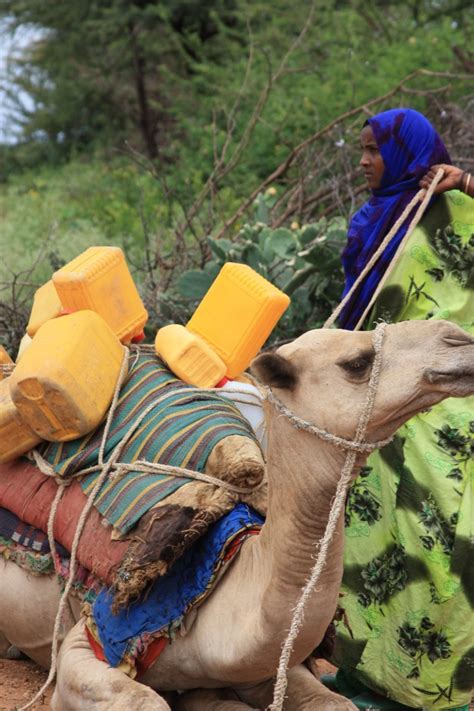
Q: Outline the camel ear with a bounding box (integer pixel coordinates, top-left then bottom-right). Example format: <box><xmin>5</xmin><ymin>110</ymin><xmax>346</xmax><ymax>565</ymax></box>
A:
<box><xmin>251</xmin><ymin>352</ymin><xmax>298</xmax><ymax>390</ymax></box>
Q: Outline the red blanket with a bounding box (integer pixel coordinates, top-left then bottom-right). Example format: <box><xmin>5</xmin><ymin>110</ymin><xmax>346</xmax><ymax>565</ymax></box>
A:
<box><xmin>0</xmin><ymin>459</ymin><xmax>128</xmax><ymax>584</ymax></box>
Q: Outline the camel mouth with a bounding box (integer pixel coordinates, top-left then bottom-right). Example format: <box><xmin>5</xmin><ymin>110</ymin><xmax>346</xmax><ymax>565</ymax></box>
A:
<box><xmin>424</xmin><ymin>368</ymin><xmax>474</xmax><ymax>385</ymax></box>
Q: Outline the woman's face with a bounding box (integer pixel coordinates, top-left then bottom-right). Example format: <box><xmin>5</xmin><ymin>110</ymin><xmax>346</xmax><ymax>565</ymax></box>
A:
<box><xmin>359</xmin><ymin>125</ymin><xmax>385</xmax><ymax>189</ymax></box>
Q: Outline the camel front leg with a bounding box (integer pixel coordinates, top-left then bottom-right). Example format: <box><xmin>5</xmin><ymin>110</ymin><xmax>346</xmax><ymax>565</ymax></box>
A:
<box><xmin>283</xmin><ymin>663</ymin><xmax>357</xmax><ymax>710</ymax></box>
<box><xmin>52</xmin><ymin>620</ymin><xmax>171</xmax><ymax>711</ymax></box>
<box><xmin>175</xmin><ymin>688</ymin><xmax>256</xmax><ymax>710</ymax></box>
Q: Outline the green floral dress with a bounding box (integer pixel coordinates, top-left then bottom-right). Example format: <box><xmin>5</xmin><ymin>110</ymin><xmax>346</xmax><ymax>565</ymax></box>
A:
<box><xmin>333</xmin><ymin>191</ymin><xmax>473</xmax><ymax>710</ymax></box>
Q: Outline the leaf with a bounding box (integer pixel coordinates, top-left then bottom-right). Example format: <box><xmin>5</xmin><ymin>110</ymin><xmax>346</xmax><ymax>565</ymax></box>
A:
<box><xmin>176</xmin><ymin>270</ymin><xmax>214</xmax><ymax>300</ymax></box>
<box><xmin>282</xmin><ymin>265</ymin><xmax>318</xmax><ymax>294</ymax></box>
<box><xmin>242</xmin><ymin>243</ymin><xmax>265</xmax><ymax>271</ymax></box>
<box><xmin>270</xmin><ymin>227</ymin><xmax>298</xmax><ymax>258</ymax></box>
<box><xmin>326</xmin><ymin>227</ymin><xmax>347</xmax><ymax>243</ymax></box>
<box><xmin>207</xmin><ymin>236</ymin><xmax>233</xmax><ymax>260</ymax></box>
<box><xmin>204</xmin><ymin>262</ymin><xmax>221</xmax><ymax>279</ymax></box>
<box><xmin>299</xmin><ymin>223</ymin><xmax>323</xmax><ymax>245</ymax></box>
<box><xmin>253</xmin><ymin>193</ymin><xmax>270</xmax><ymax>224</ymax></box>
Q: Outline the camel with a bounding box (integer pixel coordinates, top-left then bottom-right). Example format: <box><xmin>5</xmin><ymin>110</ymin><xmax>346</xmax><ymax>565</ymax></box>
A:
<box><xmin>0</xmin><ymin>319</ymin><xmax>473</xmax><ymax>711</ymax></box>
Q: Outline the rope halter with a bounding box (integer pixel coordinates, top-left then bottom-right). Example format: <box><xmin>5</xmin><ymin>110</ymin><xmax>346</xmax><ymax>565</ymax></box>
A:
<box><xmin>267</xmin><ymin>321</ymin><xmax>391</xmax><ymax>711</ymax></box>
<box><xmin>262</xmin><ymin>321</ymin><xmax>392</xmax><ymax>453</ymax></box>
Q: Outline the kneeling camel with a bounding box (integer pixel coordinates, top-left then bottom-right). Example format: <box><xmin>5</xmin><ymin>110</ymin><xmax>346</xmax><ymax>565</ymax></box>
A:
<box><xmin>0</xmin><ymin>320</ymin><xmax>473</xmax><ymax>710</ymax></box>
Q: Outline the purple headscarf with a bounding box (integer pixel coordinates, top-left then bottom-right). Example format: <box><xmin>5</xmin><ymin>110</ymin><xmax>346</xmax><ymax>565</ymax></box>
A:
<box><xmin>338</xmin><ymin>108</ymin><xmax>451</xmax><ymax>330</ymax></box>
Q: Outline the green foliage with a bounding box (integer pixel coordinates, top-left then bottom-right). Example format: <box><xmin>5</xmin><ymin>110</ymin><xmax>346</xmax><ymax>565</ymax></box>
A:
<box><xmin>0</xmin><ymin>0</ymin><xmax>473</xmax><ymax>354</ymax></box>
<box><xmin>175</xmin><ymin>190</ymin><xmax>347</xmax><ymax>344</ymax></box>
<box><xmin>1</xmin><ymin>0</ymin><xmax>473</xmax><ymax>180</ymax></box>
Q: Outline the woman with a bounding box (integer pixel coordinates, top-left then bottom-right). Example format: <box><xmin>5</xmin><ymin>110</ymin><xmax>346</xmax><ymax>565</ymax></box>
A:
<box><xmin>330</xmin><ymin>109</ymin><xmax>473</xmax><ymax>711</ymax></box>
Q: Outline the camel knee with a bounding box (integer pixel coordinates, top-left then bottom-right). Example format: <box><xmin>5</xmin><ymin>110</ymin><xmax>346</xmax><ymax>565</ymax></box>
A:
<box><xmin>176</xmin><ymin>688</ymin><xmax>255</xmax><ymax>710</ymax></box>
<box><xmin>53</xmin><ymin>620</ymin><xmax>171</xmax><ymax>711</ymax></box>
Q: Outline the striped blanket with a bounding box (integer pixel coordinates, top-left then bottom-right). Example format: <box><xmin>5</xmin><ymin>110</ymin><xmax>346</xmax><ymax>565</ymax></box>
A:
<box><xmin>39</xmin><ymin>351</ymin><xmax>263</xmax><ymax>534</ymax></box>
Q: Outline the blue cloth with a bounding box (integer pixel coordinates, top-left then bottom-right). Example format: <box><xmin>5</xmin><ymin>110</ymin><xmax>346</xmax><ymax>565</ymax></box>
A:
<box><xmin>92</xmin><ymin>503</ymin><xmax>263</xmax><ymax>667</ymax></box>
<box><xmin>339</xmin><ymin>108</ymin><xmax>451</xmax><ymax>329</ymax></box>
<box><xmin>0</xmin><ymin>506</ymin><xmax>69</xmax><ymax>557</ymax></box>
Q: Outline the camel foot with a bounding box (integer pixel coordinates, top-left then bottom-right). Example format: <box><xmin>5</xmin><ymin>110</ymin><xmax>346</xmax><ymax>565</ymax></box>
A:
<box><xmin>175</xmin><ymin>688</ymin><xmax>256</xmax><ymax>710</ymax></box>
<box><xmin>52</xmin><ymin>620</ymin><xmax>171</xmax><ymax>711</ymax></box>
<box><xmin>283</xmin><ymin>664</ymin><xmax>358</xmax><ymax>710</ymax></box>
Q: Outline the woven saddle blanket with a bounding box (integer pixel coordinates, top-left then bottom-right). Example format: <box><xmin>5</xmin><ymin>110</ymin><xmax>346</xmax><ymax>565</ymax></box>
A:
<box><xmin>0</xmin><ymin>501</ymin><xmax>263</xmax><ymax>675</ymax></box>
<box><xmin>0</xmin><ymin>350</ymin><xmax>266</xmax><ymax>608</ymax></box>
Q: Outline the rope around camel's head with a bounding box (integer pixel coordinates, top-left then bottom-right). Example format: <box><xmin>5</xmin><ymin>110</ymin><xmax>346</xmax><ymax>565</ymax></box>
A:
<box><xmin>266</xmin><ymin>321</ymin><xmax>387</xmax><ymax>711</ymax></box>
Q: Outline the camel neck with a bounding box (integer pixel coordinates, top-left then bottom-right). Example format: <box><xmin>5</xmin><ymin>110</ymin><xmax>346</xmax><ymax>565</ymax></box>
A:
<box><xmin>241</xmin><ymin>406</ymin><xmax>358</xmax><ymax>662</ymax></box>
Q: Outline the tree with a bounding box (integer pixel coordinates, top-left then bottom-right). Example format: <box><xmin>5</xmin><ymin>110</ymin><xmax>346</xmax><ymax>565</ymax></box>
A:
<box><xmin>0</xmin><ymin>0</ymin><xmax>245</xmax><ymax>158</ymax></box>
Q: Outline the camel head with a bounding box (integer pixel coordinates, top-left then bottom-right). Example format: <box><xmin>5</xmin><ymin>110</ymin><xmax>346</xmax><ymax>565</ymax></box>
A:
<box><xmin>252</xmin><ymin>320</ymin><xmax>474</xmax><ymax>445</ymax></box>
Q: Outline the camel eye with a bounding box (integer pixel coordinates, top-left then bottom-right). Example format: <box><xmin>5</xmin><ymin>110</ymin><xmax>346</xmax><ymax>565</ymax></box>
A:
<box><xmin>339</xmin><ymin>356</ymin><xmax>372</xmax><ymax>377</ymax></box>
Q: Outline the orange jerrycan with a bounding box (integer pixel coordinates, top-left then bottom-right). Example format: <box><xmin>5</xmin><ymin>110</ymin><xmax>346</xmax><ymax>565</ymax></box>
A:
<box><xmin>155</xmin><ymin>324</ymin><xmax>227</xmax><ymax>388</ymax></box>
<box><xmin>27</xmin><ymin>280</ymin><xmax>64</xmax><ymax>337</ymax></box>
<box><xmin>0</xmin><ymin>345</ymin><xmax>13</xmax><ymax>382</ymax></box>
<box><xmin>52</xmin><ymin>246</ymin><xmax>148</xmax><ymax>343</ymax></box>
<box><xmin>0</xmin><ymin>378</ymin><xmax>42</xmax><ymax>462</ymax></box>
<box><xmin>187</xmin><ymin>263</ymin><xmax>290</xmax><ymax>378</ymax></box>
<box><xmin>9</xmin><ymin>310</ymin><xmax>125</xmax><ymax>442</ymax></box>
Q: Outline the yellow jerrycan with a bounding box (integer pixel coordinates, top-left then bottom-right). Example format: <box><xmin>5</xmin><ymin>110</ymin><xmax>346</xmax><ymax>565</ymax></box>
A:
<box><xmin>0</xmin><ymin>378</ymin><xmax>42</xmax><ymax>462</ymax></box>
<box><xmin>187</xmin><ymin>262</ymin><xmax>290</xmax><ymax>378</ymax></box>
<box><xmin>52</xmin><ymin>246</ymin><xmax>148</xmax><ymax>343</ymax></box>
<box><xmin>0</xmin><ymin>345</ymin><xmax>14</xmax><ymax>381</ymax></box>
<box><xmin>27</xmin><ymin>280</ymin><xmax>64</xmax><ymax>337</ymax></box>
<box><xmin>155</xmin><ymin>324</ymin><xmax>227</xmax><ymax>388</ymax></box>
<box><xmin>155</xmin><ymin>263</ymin><xmax>290</xmax><ymax>385</ymax></box>
<box><xmin>9</xmin><ymin>310</ymin><xmax>125</xmax><ymax>442</ymax></box>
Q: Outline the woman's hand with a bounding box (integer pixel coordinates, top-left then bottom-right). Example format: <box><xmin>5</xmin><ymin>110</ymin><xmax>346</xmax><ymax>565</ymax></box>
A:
<box><xmin>419</xmin><ymin>164</ymin><xmax>464</xmax><ymax>193</ymax></box>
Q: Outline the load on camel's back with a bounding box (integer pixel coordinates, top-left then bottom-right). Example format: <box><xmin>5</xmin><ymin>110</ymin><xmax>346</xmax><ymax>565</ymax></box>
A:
<box><xmin>0</xmin><ymin>317</ymin><xmax>473</xmax><ymax>711</ymax></box>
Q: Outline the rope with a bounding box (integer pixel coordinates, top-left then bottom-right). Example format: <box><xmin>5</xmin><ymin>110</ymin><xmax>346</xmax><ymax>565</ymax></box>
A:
<box><xmin>323</xmin><ymin>168</ymin><xmax>444</xmax><ymax>330</ymax></box>
<box><xmin>20</xmin><ymin>348</ymin><xmax>269</xmax><ymax>710</ymax></box>
<box><xmin>267</xmin><ymin>322</ymin><xmax>386</xmax><ymax>711</ymax></box>
<box><xmin>352</xmin><ymin>168</ymin><xmax>443</xmax><ymax>330</ymax></box>
<box><xmin>17</xmin><ymin>345</ymin><xmax>130</xmax><ymax>711</ymax></box>
<box><xmin>267</xmin><ymin>173</ymin><xmax>446</xmax><ymax>708</ymax></box>
<box><xmin>262</xmin><ymin>388</ymin><xmax>391</xmax><ymax>453</ymax></box>
<box><xmin>60</xmin><ymin>460</ymin><xmax>264</xmax><ymax>495</ymax></box>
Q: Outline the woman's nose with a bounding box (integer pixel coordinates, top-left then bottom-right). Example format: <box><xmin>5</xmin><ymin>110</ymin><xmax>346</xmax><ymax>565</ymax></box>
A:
<box><xmin>360</xmin><ymin>152</ymin><xmax>369</xmax><ymax>167</ymax></box>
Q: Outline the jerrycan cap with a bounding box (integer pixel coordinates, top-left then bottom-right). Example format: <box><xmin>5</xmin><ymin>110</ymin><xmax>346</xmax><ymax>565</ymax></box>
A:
<box><xmin>131</xmin><ymin>330</ymin><xmax>146</xmax><ymax>344</ymax></box>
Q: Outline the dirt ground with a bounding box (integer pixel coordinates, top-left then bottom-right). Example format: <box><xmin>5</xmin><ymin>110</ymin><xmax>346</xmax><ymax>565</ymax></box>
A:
<box><xmin>0</xmin><ymin>658</ymin><xmax>471</xmax><ymax>710</ymax></box>
<box><xmin>0</xmin><ymin>659</ymin><xmax>53</xmax><ymax>711</ymax></box>
<box><xmin>0</xmin><ymin>658</ymin><xmax>338</xmax><ymax>711</ymax></box>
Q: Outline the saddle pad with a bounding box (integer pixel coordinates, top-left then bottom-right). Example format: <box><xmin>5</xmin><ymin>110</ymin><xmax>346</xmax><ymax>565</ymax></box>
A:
<box><xmin>0</xmin><ymin>459</ymin><xmax>128</xmax><ymax>584</ymax></box>
<box><xmin>39</xmin><ymin>351</ymin><xmax>263</xmax><ymax>535</ymax></box>
<box><xmin>87</xmin><ymin>503</ymin><xmax>263</xmax><ymax>674</ymax></box>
